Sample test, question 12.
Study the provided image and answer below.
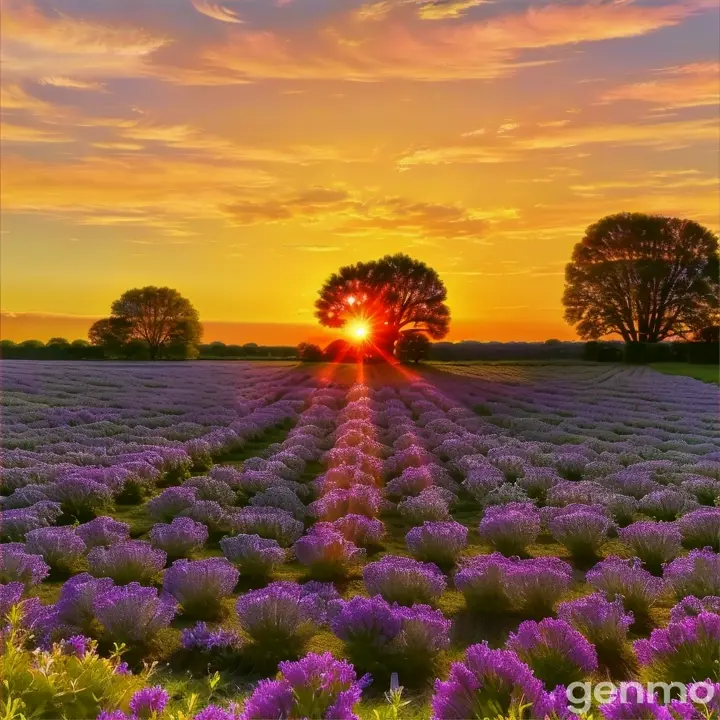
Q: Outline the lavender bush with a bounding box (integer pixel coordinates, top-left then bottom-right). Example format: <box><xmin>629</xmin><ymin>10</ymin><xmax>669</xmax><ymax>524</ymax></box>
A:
<box><xmin>163</xmin><ymin>558</ymin><xmax>239</xmax><ymax>619</ymax></box>
<box><xmin>363</xmin><ymin>555</ymin><xmax>446</xmax><ymax>606</ymax></box>
<box><xmin>587</xmin><ymin>557</ymin><xmax>665</xmax><ymax>618</ymax></box>
<box><xmin>676</xmin><ymin>507</ymin><xmax>720</xmax><ymax>551</ymax></box>
<box><xmin>293</xmin><ymin>527</ymin><xmax>366</xmax><ymax>580</ymax></box>
<box><xmin>316</xmin><ymin>514</ymin><xmax>385</xmax><ymax>548</ymax></box>
<box><xmin>149</xmin><ymin>517</ymin><xmax>209</xmax><ymax>559</ymax></box>
<box><xmin>229</xmin><ymin>507</ymin><xmax>304</xmax><ymax>547</ymax></box>
<box><xmin>75</xmin><ymin>516</ymin><xmax>130</xmax><ymax>549</ymax></box>
<box><xmin>87</xmin><ymin>540</ymin><xmax>166</xmax><ymax>585</ymax></box>
<box><xmin>548</xmin><ymin>508</ymin><xmax>613</xmax><ymax>561</ymax></box>
<box><xmin>24</xmin><ymin>526</ymin><xmax>86</xmax><ymax>573</ymax></box>
<box><xmin>478</xmin><ymin>503</ymin><xmax>540</xmax><ymax>556</ymax></box>
<box><xmin>405</xmin><ymin>520</ymin><xmax>468</xmax><ymax>566</ymax></box>
<box><xmin>0</xmin><ymin>545</ymin><xmax>50</xmax><ymax>587</ymax></box>
<box><xmin>617</xmin><ymin>520</ymin><xmax>682</xmax><ymax>574</ymax></box>
<box><xmin>220</xmin><ymin>533</ymin><xmax>286</xmax><ymax>577</ymax></box>
<box><xmin>663</xmin><ymin>548</ymin><xmax>720</xmax><ymax>599</ymax></box>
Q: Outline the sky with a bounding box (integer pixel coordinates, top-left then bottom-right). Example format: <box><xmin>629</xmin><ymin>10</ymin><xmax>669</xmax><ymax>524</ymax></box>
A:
<box><xmin>1</xmin><ymin>0</ymin><xmax>718</xmax><ymax>344</ymax></box>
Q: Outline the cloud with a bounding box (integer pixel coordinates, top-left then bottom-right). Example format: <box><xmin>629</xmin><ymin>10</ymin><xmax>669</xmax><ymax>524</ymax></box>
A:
<box><xmin>417</xmin><ymin>0</ymin><xmax>491</xmax><ymax>20</ymax></box>
<box><xmin>152</xmin><ymin>0</ymin><xmax>713</xmax><ymax>82</ymax></box>
<box><xmin>0</xmin><ymin>121</ymin><xmax>73</xmax><ymax>143</ymax></box>
<box><xmin>397</xmin><ymin>117</ymin><xmax>720</xmax><ymax>167</ymax></box>
<box><xmin>600</xmin><ymin>61</ymin><xmax>720</xmax><ymax>109</ymax></box>
<box><xmin>191</xmin><ymin>0</ymin><xmax>244</xmax><ymax>24</ymax></box>
<box><xmin>1</xmin><ymin>0</ymin><xmax>167</xmax><ymax>80</ymax></box>
<box><xmin>288</xmin><ymin>245</ymin><xmax>344</xmax><ymax>252</ymax></box>
<box><xmin>0</xmin><ymin>82</ymin><xmax>51</xmax><ymax>110</ymax></box>
<box><xmin>40</xmin><ymin>77</ymin><xmax>106</xmax><ymax>91</ymax></box>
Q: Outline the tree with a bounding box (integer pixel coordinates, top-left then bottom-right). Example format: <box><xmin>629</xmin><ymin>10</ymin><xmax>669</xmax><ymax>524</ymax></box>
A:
<box><xmin>298</xmin><ymin>343</ymin><xmax>324</xmax><ymax>362</ymax></box>
<box><xmin>315</xmin><ymin>253</ymin><xmax>450</xmax><ymax>356</ymax></box>
<box><xmin>563</xmin><ymin>213</ymin><xmax>719</xmax><ymax>342</ymax></box>
<box><xmin>694</xmin><ymin>325</ymin><xmax>720</xmax><ymax>343</ymax></box>
<box><xmin>47</xmin><ymin>337</ymin><xmax>70</xmax><ymax>347</ymax></box>
<box><xmin>396</xmin><ymin>332</ymin><xmax>432</xmax><ymax>364</ymax></box>
<box><xmin>90</xmin><ymin>287</ymin><xmax>202</xmax><ymax>360</ymax></box>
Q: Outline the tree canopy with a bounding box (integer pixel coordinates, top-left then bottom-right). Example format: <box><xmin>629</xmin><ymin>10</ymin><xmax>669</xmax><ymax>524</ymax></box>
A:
<box><xmin>89</xmin><ymin>287</ymin><xmax>202</xmax><ymax>360</ymax></box>
<box><xmin>315</xmin><ymin>253</ymin><xmax>450</xmax><ymax>355</ymax></box>
<box><xmin>563</xmin><ymin>213</ymin><xmax>719</xmax><ymax>342</ymax></box>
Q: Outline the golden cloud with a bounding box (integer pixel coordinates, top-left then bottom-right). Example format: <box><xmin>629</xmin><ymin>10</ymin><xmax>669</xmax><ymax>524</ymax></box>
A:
<box><xmin>191</xmin><ymin>0</ymin><xmax>244</xmax><ymax>24</ymax></box>
<box><xmin>601</xmin><ymin>61</ymin><xmax>720</xmax><ymax>109</ymax></box>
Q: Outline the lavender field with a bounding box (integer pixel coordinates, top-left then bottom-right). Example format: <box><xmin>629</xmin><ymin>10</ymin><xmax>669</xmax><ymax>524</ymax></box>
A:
<box><xmin>1</xmin><ymin>360</ymin><xmax>719</xmax><ymax>719</ymax></box>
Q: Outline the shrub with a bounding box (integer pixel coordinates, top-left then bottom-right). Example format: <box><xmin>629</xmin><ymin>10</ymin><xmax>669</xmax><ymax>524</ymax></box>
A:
<box><xmin>235</xmin><ymin>581</ymin><xmax>334</xmax><ymax>648</ymax></box>
<box><xmin>220</xmin><ymin>533</ymin><xmax>286</xmax><ymax>577</ymax></box>
<box><xmin>548</xmin><ymin>509</ymin><xmax>613</xmax><ymax>561</ymax></box>
<box><xmin>670</xmin><ymin>595</ymin><xmax>720</xmax><ymax>623</ymax></box>
<box><xmin>405</xmin><ymin>520</ymin><xmax>468</xmax><ymax>566</ymax></box>
<box><xmin>46</xmin><ymin>477</ymin><xmax>113</xmax><ymax>521</ymax></box>
<box><xmin>557</xmin><ymin>593</ymin><xmax>633</xmax><ymax>659</ymax></box>
<box><xmin>507</xmin><ymin>618</ymin><xmax>598</xmax><ymax>689</ymax></box>
<box><xmin>87</xmin><ymin>541</ymin><xmax>167</xmax><ymax>585</ymax></box>
<box><xmin>54</xmin><ymin>573</ymin><xmax>115</xmax><ymax>636</ymax></box>
<box><xmin>587</xmin><ymin>557</ymin><xmax>665</xmax><ymax>618</ymax></box>
<box><xmin>308</xmin><ymin>486</ymin><xmax>382</xmax><ymax>521</ymax></box>
<box><xmin>430</xmin><ymin>642</ymin><xmax>553</xmax><ymax>720</ymax></box>
<box><xmin>146</xmin><ymin>486</ymin><xmax>198</xmax><ymax>523</ymax></box>
<box><xmin>293</xmin><ymin>527</ymin><xmax>366</xmax><ymax>580</ymax></box>
<box><xmin>663</xmin><ymin>548</ymin><xmax>720</xmax><ymax>599</ymax></box>
<box><xmin>316</xmin><ymin>514</ymin><xmax>385</xmax><ymax>548</ymax></box>
<box><xmin>363</xmin><ymin>555</ymin><xmax>446</xmax><ymax>606</ymax></box>
<box><xmin>163</xmin><ymin>558</ymin><xmax>239</xmax><ymax>619</ymax></box>
<box><xmin>0</xmin><ymin>545</ymin><xmax>50</xmax><ymax>587</ymax></box>
<box><xmin>634</xmin><ymin>612</ymin><xmax>720</xmax><ymax>684</ymax></box>
<box><xmin>478</xmin><ymin>503</ymin><xmax>540</xmax><ymax>555</ymax></box>
<box><xmin>397</xmin><ymin>487</ymin><xmax>451</xmax><ymax>523</ymax></box>
<box><xmin>639</xmin><ymin>489</ymin><xmax>697</xmax><ymax>521</ymax></box>
<box><xmin>0</xmin><ymin>502</ymin><xmax>63</xmax><ymax>541</ymax></box>
<box><xmin>149</xmin><ymin>517</ymin><xmax>209</xmax><ymax>559</ymax></box>
<box><xmin>676</xmin><ymin>508</ymin><xmax>720</xmax><ymax>551</ymax></box>
<box><xmin>617</xmin><ymin>521</ymin><xmax>682</xmax><ymax>574</ymax></box>
<box><xmin>76</xmin><ymin>516</ymin><xmax>131</xmax><ymax>549</ymax></box>
<box><xmin>181</xmin><ymin>621</ymin><xmax>242</xmax><ymax>653</ymax></box>
<box><xmin>93</xmin><ymin>583</ymin><xmax>177</xmax><ymax>645</ymax></box>
<box><xmin>455</xmin><ymin>554</ymin><xmax>572</xmax><ymax>616</ymax></box>
<box><xmin>184</xmin><ymin>477</ymin><xmax>237</xmax><ymax>506</ymax></box>
<box><xmin>229</xmin><ymin>508</ymin><xmax>304</xmax><ymax>547</ymax></box>
<box><xmin>240</xmin><ymin>652</ymin><xmax>367</xmax><ymax>720</ymax></box>
<box><xmin>1</xmin><ymin>608</ymin><xmax>147</xmax><ymax>720</ymax></box>
<box><xmin>179</xmin><ymin>500</ymin><xmax>229</xmax><ymax>534</ymax></box>
<box><xmin>24</xmin><ymin>526</ymin><xmax>86</xmax><ymax>573</ymax></box>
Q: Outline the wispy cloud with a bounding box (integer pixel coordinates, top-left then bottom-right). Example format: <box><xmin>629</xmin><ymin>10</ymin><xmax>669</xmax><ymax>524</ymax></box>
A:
<box><xmin>190</xmin><ymin>0</ymin><xmax>244</xmax><ymax>24</ymax></box>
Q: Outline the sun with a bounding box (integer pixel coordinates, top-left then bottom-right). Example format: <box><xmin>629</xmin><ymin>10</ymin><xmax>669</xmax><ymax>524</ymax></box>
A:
<box><xmin>347</xmin><ymin>319</ymin><xmax>370</xmax><ymax>342</ymax></box>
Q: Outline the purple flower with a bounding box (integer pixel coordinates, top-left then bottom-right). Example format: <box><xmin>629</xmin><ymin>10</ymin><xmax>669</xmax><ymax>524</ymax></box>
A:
<box><xmin>129</xmin><ymin>686</ymin><xmax>169</xmax><ymax>719</ymax></box>
<box><xmin>293</xmin><ymin>527</ymin><xmax>366</xmax><ymax>579</ymax></box>
<box><xmin>88</xmin><ymin>541</ymin><xmax>166</xmax><ymax>585</ymax></box>
<box><xmin>478</xmin><ymin>503</ymin><xmax>540</xmax><ymax>556</ymax></box>
<box><xmin>507</xmin><ymin>618</ymin><xmax>598</xmax><ymax>688</ymax></box>
<box><xmin>634</xmin><ymin>612</ymin><xmax>720</xmax><ymax>684</ymax></box>
<box><xmin>97</xmin><ymin>711</ymin><xmax>130</xmax><ymax>720</ymax></box>
<box><xmin>397</xmin><ymin>487</ymin><xmax>452</xmax><ymax>523</ymax></box>
<box><xmin>0</xmin><ymin>581</ymin><xmax>24</xmax><ymax>618</ymax></box>
<box><xmin>663</xmin><ymin>548</ymin><xmax>720</xmax><ymax>599</ymax></box>
<box><xmin>455</xmin><ymin>553</ymin><xmax>572</xmax><ymax>616</ymax></box>
<box><xmin>93</xmin><ymin>583</ymin><xmax>177</xmax><ymax>645</ymax></box>
<box><xmin>55</xmin><ymin>572</ymin><xmax>115</xmax><ymax>634</ymax></box>
<box><xmin>639</xmin><ymin>490</ymin><xmax>698</xmax><ymax>521</ymax></box>
<box><xmin>363</xmin><ymin>555</ymin><xmax>446</xmax><ymax>606</ymax></box>
<box><xmin>220</xmin><ymin>533</ymin><xmax>286</xmax><ymax>576</ymax></box>
<box><xmin>61</xmin><ymin>634</ymin><xmax>91</xmax><ymax>658</ymax></box>
<box><xmin>0</xmin><ymin>545</ymin><xmax>50</xmax><ymax>587</ymax></box>
<box><xmin>431</xmin><ymin>642</ymin><xmax>549</xmax><ymax>719</ymax></box>
<box><xmin>676</xmin><ymin>508</ymin><xmax>720</xmax><ymax>551</ymax></box>
<box><xmin>406</xmin><ymin>521</ymin><xmax>468</xmax><ymax>566</ymax></box>
<box><xmin>670</xmin><ymin>595</ymin><xmax>720</xmax><ymax>623</ymax></box>
<box><xmin>193</xmin><ymin>706</ymin><xmax>237</xmax><ymax>720</ymax></box>
<box><xmin>587</xmin><ymin>557</ymin><xmax>665</xmax><ymax>617</ymax></box>
<box><xmin>147</xmin><ymin>486</ymin><xmax>198</xmax><ymax>523</ymax></box>
<box><xmin>0</xmin><ymin>502</ymin><xmax>63</xmax><ymax>541</ymax></box>
<box><xmin>45</xmin><ymin>476</ymin><xmax>113</xmax><ymax>521</ymax></box>
<box><xmin>149</xmin><ymin>517</ymin><xmax>209</xmax><ymax>559</ymax></box>
<box><xmin>228</xmin><ymin>507</ymin><xmax>304</xmax><ymax>547</ymax></box>
<box><xmin>618</xmin><ymin>521</ymin><xmax>682</xmax><ymax>574</ymax></box>
<box><xmin>308</xmin><ymin>486</ymin><xmax>382</xmax><ymax>521</ymax></box>
<box><xmin>599</xmin><ymin>684</ymin><xmax>690</xmax><ymax>719</ymax></box>
<box><xmin>316</xmin><ymin>515</ymin><xmax>385</xmax><ymax>548</ymax></box>
<box><xmin>180</xmin><ymin>500</ymin><xmax>229</xmax><ymax>534</ymax></box>
<box><xmin>76</xmin><ymin>516</ymin><xmax>130</xmax><ymax>548</ymax></box>
<box><xmin>24</xmin><ymin>526</ymin><xmax>86</xmax><ymax>572</ymax></box>
<box><xmin>181</xmin><ymin>621</ymin><xmax>241</xmax><ymax>652</ymax></box>
<box><xmin>330</xmin><ymin>595</ymin><xmax>402</xmax><ymax>652</ymax></box>
<box><xmin>557</xmin><ymin>593</ymin><xmax>634</xmax><ymax>654</ymax></box>
<box><xmin>163</xmin><ymin>558</ymin><xmax>239</xmax><ymax>619</ymax></box>
<box><xmin>549</xmin><ymin>509</ymin><xmax>614</xmax><ymax>560</ymax></box>
<box><xmin>241</xmin><ymin>652</ymin><xmax>365</xmax><ymax>720</ymax></box>
<box><xmin>235</xmin><ymin>581</ymin><xmax>334</xmax><ymax>645</ymax></box>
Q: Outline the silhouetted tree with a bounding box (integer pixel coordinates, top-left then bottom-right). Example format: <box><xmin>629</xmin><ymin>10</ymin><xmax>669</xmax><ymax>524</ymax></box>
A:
<box><xmin>90</xmin><ymin>287</ymin><xmax>202</xmax><ymax>360</ymax></box>
<box><xmin>323</xmin><ymin>339</ymin><xmax>359</xmax><ymax>362</ymax></box>
<box><xmin>298</xmin><ymin>343</ymin><xmax>324</xmax><ymax>362</ymax></box>
<box><xmin>315</xmin><ymin>253</ymin><xmax>450</xmax><ymax>356</ymax></box>
<box><xmin>694</xmin><ymin>325</ymin><xmax>720</xmax><ymax>343</ymax></box>
<box><xmin>47</xmin><ymin>337</ymin><xmax>70</xmax><ymax>347</ymax></box>
<box><xmin>396</xmin><ymin>332</ymin><xmax>431</xmax><ymax>364</ymax></box>
<box><xmin>563</xmin><ymin>213</ymin><xmax>718</xmax><ymax>342</ymax></box>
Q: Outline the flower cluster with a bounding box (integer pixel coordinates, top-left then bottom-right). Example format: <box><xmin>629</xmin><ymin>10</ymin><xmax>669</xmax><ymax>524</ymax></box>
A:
<box><xmin>363</xmin><ymin>555</ymin><xmax>447</xmax><ymax>606</ymax></box>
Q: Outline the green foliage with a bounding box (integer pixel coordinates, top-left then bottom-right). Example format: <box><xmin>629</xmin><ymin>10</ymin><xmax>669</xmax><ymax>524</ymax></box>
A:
<box><xmin>91</xmin><ymin>287</ymin><xmax>202</xmax><ymax>360</ymax></box>
<box><xmin>396</xmin><ymin>333</ymin><xmax>431</xmax><ymax>364</ymax></box>
<box><xmin>564</xmin><ymin>213</ymin><xmax>719</xmax><ymax>343</ymax></box>
<box><xmin>315</xmin><ymin>253</ymin><xmax>450</xmax><ymax>355</ymax></box>
<box><xmin>298</xmin><ymin>343</ymin><xmax>324</xmax><ymax>362</ymax></box>
<box><xmin>1</xmin><ymin>607</ymin><xmax>149</xmax><ymax>720</ymax></box>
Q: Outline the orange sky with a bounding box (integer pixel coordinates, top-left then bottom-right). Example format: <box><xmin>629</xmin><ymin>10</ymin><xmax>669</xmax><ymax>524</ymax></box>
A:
<box><xmin>1</xmin><ymin>0</ymin><xmax>718</xmax><ymax>344</ymax></box>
